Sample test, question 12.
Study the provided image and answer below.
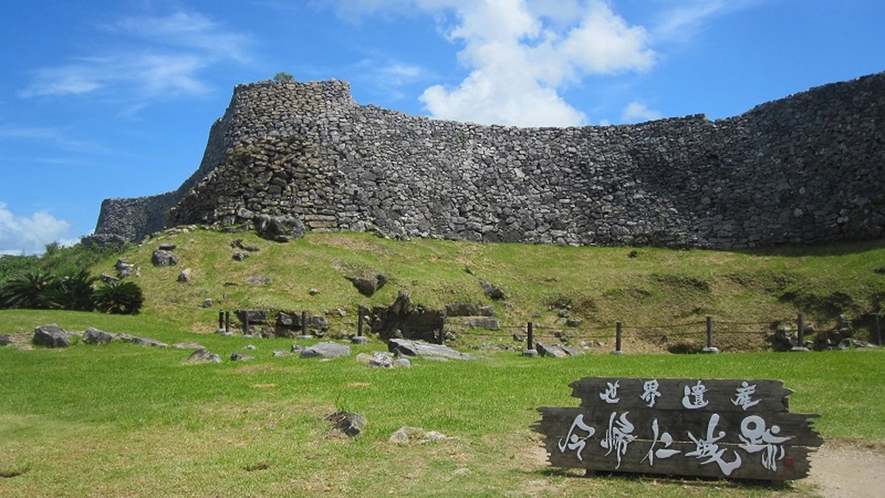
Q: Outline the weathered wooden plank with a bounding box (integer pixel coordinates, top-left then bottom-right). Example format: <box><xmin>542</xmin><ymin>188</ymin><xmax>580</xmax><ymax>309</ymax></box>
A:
<box><xmin>538</xmin><ymin>431</ymin><xmax>817</xmax><ymax>480</ymax></box>
<box><xmin>536</xmin><ymin>407</ymin><xmax>823</xmax><ymax>447</ymax></box>
<box><xmin>569</xmin><ymin>378</ymin><xmax>793</xmax><ymax>413</ymax></box>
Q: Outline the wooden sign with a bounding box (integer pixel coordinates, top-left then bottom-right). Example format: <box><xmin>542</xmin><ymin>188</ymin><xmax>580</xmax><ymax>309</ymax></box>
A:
<box><xmin>535</xmin><ymin>378</ymin><xmax>822</xmax><ymax>481</ymax></box>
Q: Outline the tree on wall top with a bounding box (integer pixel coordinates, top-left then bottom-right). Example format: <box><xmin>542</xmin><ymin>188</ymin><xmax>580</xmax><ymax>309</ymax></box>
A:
<box><xmin>273</xmin><ymin>72</ymin><xmax>294</xmax><ymax>83</ymax></box>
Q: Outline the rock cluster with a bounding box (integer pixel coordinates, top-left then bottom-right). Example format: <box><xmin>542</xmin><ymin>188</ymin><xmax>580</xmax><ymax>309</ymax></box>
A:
<box><xmin>95</xmin><ymin>73</ymin><xmax>885</xmax><ymax>250</ymax></box>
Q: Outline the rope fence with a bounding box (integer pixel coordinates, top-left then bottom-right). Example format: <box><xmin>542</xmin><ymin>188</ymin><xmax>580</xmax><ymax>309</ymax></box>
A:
<box><xmin>213</xmin><ymin>307</ymin><xmax>883</xmax><ymax>354</ymax></box>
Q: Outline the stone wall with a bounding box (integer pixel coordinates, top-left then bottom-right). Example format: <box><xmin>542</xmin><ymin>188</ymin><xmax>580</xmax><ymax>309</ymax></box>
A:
<box><xmin>95</xmin><ymin>73</ymin><xmax>885</xmax><ymax>249</ymax></box>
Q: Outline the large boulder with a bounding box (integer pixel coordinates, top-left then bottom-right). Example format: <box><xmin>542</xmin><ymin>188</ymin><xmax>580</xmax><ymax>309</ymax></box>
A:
<box><xmin>325</xmin><ymin>410</ymin><xmax>366</xmax><ymax>437</ymax></box>
<box><xmin>115</xmin><ymin>258</ymin><xmax>135</xmax><ymax>278</ymax></box>
<box><xmin>387</xmin><ymin>339</ymin><xmax>476</xmax><ymax>361</ymax></box>
<box><xmin>185</xmin><ymin>348</ymin><xmax>222</xmax><ymax>364</ymax></box>
<box><xmin>345</xmin><ymin>273</ymin><xmax>387</xmax><ymax>297</ymax></box>
<box><xmin>32</xmin><ymin>324</ymin><xmax>69</xmax><ymax>348</ymax></box>
<box><xmin>445</xmin><ymin>303</ymin><xmax>495</xmax><ymax>317</ymax></box>
<box><xmin>83</xmin><ymin>327</ymin><xmax>114</xmax><ymax>345</ymax></box>
<box><xmin>254</xmin><ymin>214</ymin><xmax>305</xmax><ymax>243</ymax></box>
<box><xmin>114</xmin><ymin>333</ymin><xmax>168</xmax><ymax>348</ymax></box>
<box><xmin>536</xmin><ymin>342</ymin><xmax>579</xmax><ymax>358</ymax></box>
<box><xmin>300</xmin><ymin>341</ymin><xmax>351</xmax><ymax>359</ymax></box>
<box><xmin>151</xmin><ymin>250</ymin><xmax>179</xmax><ymax>267</ymax></box>
<box><xmin>371</xmin><ymin>292</ymin><xmax>445</xmax><ymax>342</ymax></box>
<box><xmin>479</xmin><ymin>280</ymin><xmax>507</xmax><ymax>300</ymax></box>
<box><xmin>460</xmin><ymin>317</ymin><xmax>501</xmax><ymax>330</ymax></box>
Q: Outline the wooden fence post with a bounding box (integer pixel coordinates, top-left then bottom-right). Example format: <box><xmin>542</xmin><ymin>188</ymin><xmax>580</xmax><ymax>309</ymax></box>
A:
<box><xmin>301</xmin><ymin>311</ymin><xmax>307</xmax><ymax>336</ymax></box>
<box><xmin>224</xmin><ymin>311</ymin><xmax>230</xmax><ymax>333</ymax></box>
<box><xmin>523</xmin><ymin>322</ymin><xmax>538</xmax><ymax>357</ymax></box>
<box><xmin>351</xmin><ymin>307</ymin><xmax>369</xmax><ymax>345</ymax></box>
<box><xmin>527</xmin><ymin>322</ymin><xmax>534</xmax><ymax>350</ymax></box>
<box><xmin>218</xmin><ymin>310</ymin><xmax>224</xmax><ymax>330</ymax></box>
<box><xmin>612</xmin><ymin>321</ymin><xmax>625</xmax><ymax>355</ymax></box>
<box><xmin>702</xmin><ymin>315</ymin><xmax>720</xmax><ymax>353</ymax></box>
<box><xmin>791</xmin><ymin>313</ymin><xmax>810</xmax><ymax>352</ymax></box>
<box><xmin>875</xmin><ymin>313</ymin><xmax>881</xmax><ymax>346</ymax></box>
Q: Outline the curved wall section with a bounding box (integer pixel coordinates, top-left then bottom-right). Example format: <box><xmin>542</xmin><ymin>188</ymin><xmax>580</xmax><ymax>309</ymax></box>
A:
<box><xmin>95</xmin><ymin>74</ymin><xmax>885</xmax><ymax>249</ymax></box>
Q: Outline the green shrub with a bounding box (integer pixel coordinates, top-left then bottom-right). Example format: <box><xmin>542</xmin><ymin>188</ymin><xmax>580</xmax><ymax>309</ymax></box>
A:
<box><xmin>272</xmin><ymin>71</ymin><xmax>293</xmax><ymax>83</ymax></box>
<box><xmin>0</xmin><ymin>270</ymin><xmax>54</xmax><ymax>309</ymax></box>
<box><xmin>93</xmin><ymin>281</ymin><xmax>144</xmax><ymax>315</ymax></box>
<box><xmin>43</xmin><ymin>269</ymin><xmax>97</xmax><ymax>311</ymax></box>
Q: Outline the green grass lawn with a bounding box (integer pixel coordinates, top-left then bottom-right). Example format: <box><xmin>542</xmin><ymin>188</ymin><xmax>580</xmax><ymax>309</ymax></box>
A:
<box><xmin>1</xmin><ymin>308</ymin><xmax>882</xmax><ymax>497</ymax></box>
<box><xmin>2</xmin><ymin>232</ymin><xmax>884</xmax><ymax>496</ymax></box>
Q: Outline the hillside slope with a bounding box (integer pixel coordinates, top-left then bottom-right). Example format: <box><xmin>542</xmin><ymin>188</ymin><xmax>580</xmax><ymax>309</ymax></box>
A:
<box><xmin>85</xmin><ymin>228</ymin><xmax>885</xmax><ymax>353</ymax></box>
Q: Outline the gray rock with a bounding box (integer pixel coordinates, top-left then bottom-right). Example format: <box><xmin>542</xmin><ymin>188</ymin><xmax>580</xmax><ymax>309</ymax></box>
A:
<box><xmin>151</xmin><ymin>250</ymin><xmax>179</xmax><ymax>267</ymax></box>
<box><xmin>461</xmin><ymin>317</ymin><xmax>500</xmax><ymax>330</ymax></box>
<box><xmin>306</xmin><ymin>315</ymin><xmax>329</xmax><ymax>332</ymax></box>
<box><xmin>300</xmin><ymin>341</ymin><xmax>351</xmax><ymax>358</ymax></box>
<box><xmin>83</xmin><ymin>327</ymin><xmax>114</xmax><ymax>345</ymax></box>
<box><xmin>113</xmin><ymin>333</ymin><xmax>168</xmax><ymax>348</ymax></box>
<box><xmin>345</xmin><ymin>273</ymin><xmax>387</xmax><ymax>297</ymax></box>
<box><xmin>178</xmin><ymin>268</ymin><xmax>193</xmax><ymax>283</ymax></box>
<box><xmin>479</xmin><ymin>280</ymin><xmax>506</xmax><ymax>300</ymax></box>
<box><xmin>838</xmin><ymin>338</ymin><xmax>876</xmax><ymax>350</ymax></box>
<box><xmin>389</xmin><ymin>426</ymin><xmax>448</xmax><ymax>444</ymax></box>
<box><xmin>369</xmin><ymin>352</ymin><xmax>393</xmax><ymax>368</ymax></box>
<box><xmin>255</xmin><ymin>214</ymin><xmax>305</xmax><ymax>242</ymax></box>
<box><xmin>32</xmin><ymin>324</ymin><xmax>69</xmax><ymax>348</ymax></box>
<box><xmin>232</xmin><ymin>252</ymin><xmax>249</xmax><ymax>261</ymax></box>
<box><xmin>536</xmin><ymin>342</ymin><xmax>576</xmax><ymax>358</ymax></box>
<box><xmin>158</xmin><ymin>243</ymin><xmax>177</xmax><ymax>251</ymax></box>
<box><xmin>202</xmin><ymin>298</ymin><xmax>213</xmax><ymax>308</ymax></box>
<box><xmin>387</xmin><ymin>338</ymin><xmax>476</xmax><ymax>360</ymax></box>
<box><xmin>130</xmin><ymin>336</ymin><xmax>169</xmax><ymax>348</ymax></box>
<box><xmin>237</xmin><ymin>309</ymin><xmax>268</xmax><ymax>324</ymax></box>
<box><xmin>245</xmin><ymin>275</ymin><xmax>271</xmax><ymax>285</ymax></box>
<box><xmin>325</xmin><ymin>410</ymin><xmax>366</xmax><ymax>437</ymax></box>
<box><xmin>231</xmin><ymin>352</ymin><xmax>254</xmax><ymax>361</ymax></box>
<box><xmin>186</xmin><ymin>348</ymin><xmax>222</xmax><ymax>364</ymax></box>
<box><xmin>393</xmin><ymin>358</ymin><xmax>412</xmax><ymax>368</ymax></box>
<box><xmin>115</xmin><ymin>258</ymin><xmax>134</xmax><ymax>278</ymax></box>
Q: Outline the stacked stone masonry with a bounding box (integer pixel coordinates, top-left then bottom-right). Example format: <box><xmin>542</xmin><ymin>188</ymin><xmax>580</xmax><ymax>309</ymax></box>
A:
<box><xmin>95</xmin><ymin>73</ymin><xmax>885</xmax><ymax>249</ymax></box>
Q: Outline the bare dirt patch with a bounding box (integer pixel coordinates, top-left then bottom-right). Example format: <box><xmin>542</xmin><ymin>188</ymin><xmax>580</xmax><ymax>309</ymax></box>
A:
<box><xmin>806</xmin><ymin>440</ymin><xmax>885</xmax><ymax>498</ymax></box>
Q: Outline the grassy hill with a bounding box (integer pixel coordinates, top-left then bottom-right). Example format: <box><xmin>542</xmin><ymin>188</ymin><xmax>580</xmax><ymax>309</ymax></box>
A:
<box><xmin>66</xmin><ymin>228</ymin><xmax>885</xmax><ymax>352</ymax></box>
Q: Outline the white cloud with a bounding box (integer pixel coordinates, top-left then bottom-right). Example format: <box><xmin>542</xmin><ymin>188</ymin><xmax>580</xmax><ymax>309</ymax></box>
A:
<box><xmin>423</xmin><ymin>0</ymin><xmax>655</xmax><ymax>126</ymax></box>
<box><xmin>324</xmin><ymin>0</ymin><xmax>656</xmax><ymax>126</ymax></box>
<box><xmin>0</xmin><ymin>203</ymin><xmax>72</xmax><ymax>255</ymax></box>
<box><xmin>652</xmin><ymin>0</ymin><xmax>762</xmax><ymax>42</ymax></box>
<box><xmin>19</xmin><ymin>11</ymin><xmax>252</xmax><ymax>100</ymax></box>
<box><xmin>621</xmin><ymin>100</ymin><xmax>662</xmax><ymax>123</ymax></box>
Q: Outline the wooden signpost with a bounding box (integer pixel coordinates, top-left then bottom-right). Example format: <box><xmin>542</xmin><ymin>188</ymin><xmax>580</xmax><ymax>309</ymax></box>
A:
<box><xmin>535</xmin><ymin>378</ymin><xmax>822</xmax><ymax>482</ymax></box>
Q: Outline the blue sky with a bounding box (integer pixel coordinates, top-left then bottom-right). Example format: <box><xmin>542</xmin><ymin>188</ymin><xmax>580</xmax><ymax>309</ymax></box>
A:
<box><xmin>2</xmin><ymin>0</ymin><xmax>884</xmax><ymax>254</ymax></box>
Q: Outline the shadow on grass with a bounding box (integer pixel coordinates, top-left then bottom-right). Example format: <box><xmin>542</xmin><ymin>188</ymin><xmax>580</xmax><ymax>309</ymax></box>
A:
<box><xmin>0</xmin><ymin>463</ymin><xmax>31</xmax><ymax>479</ymax></box>
<box><xmin>734</xmin><ymin>238</ymin><xmax>885</xmax><ymax>258</ymax></box>
<box><xmin>523</xmin><ymin>467</ymin><xmax>795</xmax><ymax>492</ymax></box>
